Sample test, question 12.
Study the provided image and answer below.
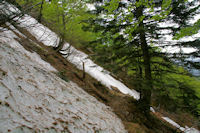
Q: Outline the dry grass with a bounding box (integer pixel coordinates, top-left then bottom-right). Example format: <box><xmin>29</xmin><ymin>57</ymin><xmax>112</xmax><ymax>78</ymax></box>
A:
<box><xmin>123</xmin><ymin>122</ymin><xmax>150</xmax><ymax>133</ymax></box>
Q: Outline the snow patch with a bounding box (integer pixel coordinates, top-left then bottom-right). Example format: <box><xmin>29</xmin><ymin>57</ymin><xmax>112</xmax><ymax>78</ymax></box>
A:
<box><xmin>162</xmin><ymin>117</ymin><xmax>199</xmax><ymax>133</ymax></box>
<box><xmin>150</xmin><ymin>107</ymin><xmax>155</xmax><ymax>113</ymax></box>
<box><xmin>0</xmin><ymin>28</ymin><xmax>56</xmax><ymax>72</ymax></box>
<box><xmin>0</xmin><ymin>28</ymin><xmax>127</xmax><ymax>133</ymax></box>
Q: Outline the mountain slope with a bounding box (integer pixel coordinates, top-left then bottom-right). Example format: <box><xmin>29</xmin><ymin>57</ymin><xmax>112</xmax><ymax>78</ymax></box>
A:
<box><xmin>1</xmin><ymin>2</ymin><xmax>199</xmax><ymax>132</ymax></box>
<box><xmin>0</xmin><ymin>29</ymin><xmax>126</xmax><ymax>133</ymax></box>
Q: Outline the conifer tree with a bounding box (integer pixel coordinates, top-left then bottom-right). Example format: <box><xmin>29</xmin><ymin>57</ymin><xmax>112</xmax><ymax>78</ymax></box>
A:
<box><xmin>85</xmin><ymin>0</ymin><xmax>200</xmax><ymax>115</ymax></box>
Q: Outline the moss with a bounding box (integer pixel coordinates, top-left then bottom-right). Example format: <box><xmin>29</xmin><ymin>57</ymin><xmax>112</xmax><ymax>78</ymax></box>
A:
<box><xmin>57</xmin><ymin>70</ymin><xmax>68</xmax><ymax>82</ymax></box>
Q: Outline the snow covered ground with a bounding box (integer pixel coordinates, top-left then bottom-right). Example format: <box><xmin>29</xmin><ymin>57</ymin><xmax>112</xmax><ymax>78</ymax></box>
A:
<box><xmin>0</xmin><ymin>28</ymin><xmax>127</xmax><ymax>132</ymax></box>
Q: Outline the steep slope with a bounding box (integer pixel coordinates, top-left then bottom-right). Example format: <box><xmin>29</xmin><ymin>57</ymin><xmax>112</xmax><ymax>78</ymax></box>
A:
<box><xmin>14</xmin><ymin>10</ymin><xmax>199</xmax><ymax>133</ymax></box>
<box><xmin>0</xmin><ymin>29</ymin><xmax>127</xmax><ymax>132</ymax></box>
<box><xmin>1</xmin><ymin>2</ymin><xmax>199</xmax><ymax>132</ymax></box>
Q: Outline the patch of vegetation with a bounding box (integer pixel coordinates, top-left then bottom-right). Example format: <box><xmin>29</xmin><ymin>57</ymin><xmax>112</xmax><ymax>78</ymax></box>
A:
<box><xmin>57</xmin><ymin>70</ymin><xmax>68</xmax><ymax>82</ymax></box>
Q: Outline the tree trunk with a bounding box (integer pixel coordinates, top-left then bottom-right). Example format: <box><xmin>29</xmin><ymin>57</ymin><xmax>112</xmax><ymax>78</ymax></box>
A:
<box><xmin>54</xmin><ymin>11</ymin><xmax>66</xmax><ymax>52</ymax></box>
<box><xmin>38</xmin><ymin>0</ymin><xmax>44</xmax><ymax>23</ymax></box>
<box><xmin>82</xmin><ymin>62</ymin><xmax>86</xmax><ymax>80</ymax></box>
<box><xmin>136</xmin><ymin>4</ymin><xmax>152</xmax><ymax>116</ymax></box>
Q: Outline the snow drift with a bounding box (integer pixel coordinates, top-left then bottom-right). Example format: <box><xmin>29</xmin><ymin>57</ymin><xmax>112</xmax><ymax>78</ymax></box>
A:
<box><xmin>0</xmin><ymin>28</ymin><xmax>127</xmax><ymax>132</ymax></box>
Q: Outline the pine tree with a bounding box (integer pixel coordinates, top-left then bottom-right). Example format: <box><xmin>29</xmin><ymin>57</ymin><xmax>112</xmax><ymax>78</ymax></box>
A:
<box><xmin>85</xmin><ymin>0</ymin><xmax>200</xmax><ymax>115</ymax></box>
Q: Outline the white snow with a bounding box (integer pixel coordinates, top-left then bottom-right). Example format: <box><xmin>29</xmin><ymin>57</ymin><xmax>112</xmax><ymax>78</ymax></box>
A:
<box><xmin>150</xmin><ymin>107</ymin><xmax>155</xmax><ymax>113</ymax></box>
<box><xmin>162</xmin><ymin>117</ymin><xmax>200</xmax><ymax>133</ymax></box>
<box><xmin>0</xmin><ymin>27</ymin><xmax>127</xmax><ymax>133</ymax></box>
<box><xmin>157</xmin><ymin>15</ymin><xmax>200</xmax><ymax>54</ymax></box>
<box><xmin>0</xmin><ymin>27</ymin><xmax>56</xmax><ymax>72</ymax></box>
<box><xmin>162</xmin><ymin>117</ymin><xmax>185</xmax><ymax>131</ymax></box>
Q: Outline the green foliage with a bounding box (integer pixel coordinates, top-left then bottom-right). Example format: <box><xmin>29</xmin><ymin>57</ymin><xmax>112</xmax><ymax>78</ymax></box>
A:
<box><xmin>42</xmin><ymin>0</ymin><xmax>95</xmax><ymax>43</ymax></box>
<box><xmin>104</xmin><ymin>0</ymin><xmax>120</xmax><ymax>14</ymax></box>
<box><xmin>17</xmin><ymin>0</ymin><xmax>97</xmax><ymax>46</ymax></box>
<box><xmin>91</xmin><ymin>41</ymin><xmax>200</xmax><ymax>115</ymax></box>
<box><xmin>57</xmin><ymin>70</ymin><xmax>68</xmax><ymax>82</ymax></box>
<box><xmin>159</xmin><ymin>72</ymin><xmax>200</xmax><ymax>115</ymax></box>
<box><xmin>174</xmin><ymin>19</ymin><xmax>200</xmax><ymax>39</ymax></box>
<box><xmin>86</xmin><ymin>0</ymin><xmax>200</xmax><ymax>116</ymax></box>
